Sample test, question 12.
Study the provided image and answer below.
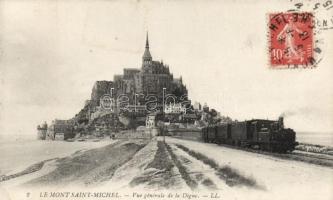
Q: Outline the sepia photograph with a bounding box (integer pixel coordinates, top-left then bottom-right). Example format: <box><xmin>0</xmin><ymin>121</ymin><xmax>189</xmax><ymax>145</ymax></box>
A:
<box><xmin>0</xmin><ymin>0</ymin><xmax>332</xmax><ymax>200</ymax></box>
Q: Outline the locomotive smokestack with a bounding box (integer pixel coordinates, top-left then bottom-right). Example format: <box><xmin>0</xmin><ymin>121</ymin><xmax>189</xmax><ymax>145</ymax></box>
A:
<box><xmin>278</xmin><ymin>116</ymin><xmax>284</xmax><ymax>129</ymax></box>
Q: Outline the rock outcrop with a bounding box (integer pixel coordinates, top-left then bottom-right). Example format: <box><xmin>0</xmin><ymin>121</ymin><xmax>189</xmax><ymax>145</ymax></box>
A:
<box><xmin>90</xmin><ymin>80</ymin><xmax>114</xmax><ymax>108</ymax></box>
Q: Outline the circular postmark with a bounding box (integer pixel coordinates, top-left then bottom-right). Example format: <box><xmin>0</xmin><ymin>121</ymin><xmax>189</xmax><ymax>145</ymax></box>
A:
<box><xmin>268</xmin><ymin>0</ymin><xmax>332</xmax><ymax>69</ymax></box>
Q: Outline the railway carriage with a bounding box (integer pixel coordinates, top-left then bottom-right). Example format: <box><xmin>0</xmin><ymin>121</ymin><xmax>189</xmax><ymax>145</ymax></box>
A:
<box><xmin>201</xmin><ymin>117</ymin><xmax>297</xmax><ymax>153</ymax></box>
<box><xmin>216</xmin><ymin>124</ymin><xmax>230</xmax><ymax>144</ymax></box>
<box><xmin>207</xmin><ymin>125</ymin><xmax>218</xmax><ymax>143</ymax></box>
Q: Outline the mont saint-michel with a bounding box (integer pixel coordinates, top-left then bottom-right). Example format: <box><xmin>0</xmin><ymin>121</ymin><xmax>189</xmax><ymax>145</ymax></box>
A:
<box><xmin>37</xmin><ymin>33</ymin><xmax>199</xmax><ymax>141</ymax></box>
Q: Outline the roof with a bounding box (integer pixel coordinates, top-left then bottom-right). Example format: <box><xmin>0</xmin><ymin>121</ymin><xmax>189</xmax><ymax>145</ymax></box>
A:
<box><xmin>246</xmin><ymin>119</ymin><xmax>276</xmax><ymax>123</ymax></box>
<box><xmin>53</xmin><ymin>119</ymin><xmax>74</xmax><ymax>125</ymax></box>
<box><xmin>143</xmin><ymin>48</ymin><xmax>152</xmax><ymax>59</ymax></box>
<box><xmin>143</xmin><ymin>33</ymin><xmax>152</xmax><ymax>60</ymax></box>
<box><xmin>182</xmin><ymin>114</ymin><xmax>197</xmax><ymax>119</ymax></box>
<box><xmin>124</xmin><ymin>68</ymin><xmax>140</xmax><ymax>72</ymax></box>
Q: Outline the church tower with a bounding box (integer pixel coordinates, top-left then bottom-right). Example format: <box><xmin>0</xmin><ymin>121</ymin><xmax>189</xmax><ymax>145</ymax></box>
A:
<box><xmin>142</xmin><ymin>32</ymin><xmax>152</xmax><ymax>66</ymax></box>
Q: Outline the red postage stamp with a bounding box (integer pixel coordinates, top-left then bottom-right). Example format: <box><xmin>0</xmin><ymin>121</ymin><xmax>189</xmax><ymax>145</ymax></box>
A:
<box><xmin>269</xmin><ymin>12</ymin><xmax>314</xmax><ymax>68</ymax></box>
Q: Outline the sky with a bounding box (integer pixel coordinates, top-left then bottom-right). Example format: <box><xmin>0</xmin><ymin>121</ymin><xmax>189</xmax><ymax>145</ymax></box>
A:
<box><xmin>0</xmin><ymin>0</ymin><xmax>332</xmax><ymax>137</ymax></box>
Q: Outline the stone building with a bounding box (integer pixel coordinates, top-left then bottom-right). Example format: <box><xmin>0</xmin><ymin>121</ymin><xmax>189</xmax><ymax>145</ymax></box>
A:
<box><xmin>81</xmin><ymin>33</ymin><xmax>188</xmax><ymax>120</ymax></box>
<box><xmin>37</xmin><ymin>122</ymin><xmax>48</xmax><ymax>140</ymax></box>
<box><xmin>164</xmin><ymin>103</ymin><xmax>187</xmax><ymax>114</ymax></box>
<box><xmin>193</xmin><ymin>102</ymin><xmax>202</xmax><ymax>111</ymax></box>
<box><xmin>111</xmin><ymin>33</ymin><xmax>187</xmax><ymax>105</ymax></box>
<box><xmin>146</xmin><ymin>114</ymin><xmax>156</xmax><ymax>128</ymax></box>
<box><xmin>46</xmin><ymin>119</ymin><xmax>75</xmax><ymax>140</ymax></box>
<box><xmin>72</xmin><ymin>33</ymin><xmax>190</xmax><ymax>129</ymax></box>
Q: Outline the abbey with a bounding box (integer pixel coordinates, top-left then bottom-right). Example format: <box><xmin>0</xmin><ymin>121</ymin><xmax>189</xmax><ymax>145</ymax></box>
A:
<box><xmin>38</xmin><ymin>34</ymin><xmax>194</xmax><ymax>139</ymax></box>
<box><xmin>90</xmin><ymin>33</ymin><xmax>188</xmax><ymax>109</ymax></box>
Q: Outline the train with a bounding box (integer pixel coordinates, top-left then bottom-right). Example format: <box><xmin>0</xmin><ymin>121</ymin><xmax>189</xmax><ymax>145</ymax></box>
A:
<box><xmin>201</xmin><ymin>117</ymin><xmax>297</xmax><ymax>153</ymax></box>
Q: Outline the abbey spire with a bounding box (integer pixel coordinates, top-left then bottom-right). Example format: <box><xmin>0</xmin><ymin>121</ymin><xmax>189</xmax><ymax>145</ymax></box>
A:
<box><xmin>142</xmin><ymin>32</ymin><xmax>152</xmax><ymax>65</ymax></box>
<box><xmin>145</xmin><ymin>32</ymin><xmax>149</xmax><ymax>48</ymax></box>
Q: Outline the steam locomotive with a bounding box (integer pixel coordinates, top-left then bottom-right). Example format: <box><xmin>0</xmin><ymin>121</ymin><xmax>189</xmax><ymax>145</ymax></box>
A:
<box><xmin>201</xmin><ymin>117</ymin><xmax>297</xmax><ymax>153</ymax></box>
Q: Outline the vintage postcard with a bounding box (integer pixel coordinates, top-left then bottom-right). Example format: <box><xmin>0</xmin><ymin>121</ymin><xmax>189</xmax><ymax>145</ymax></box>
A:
<box><xmin>0</xmin><ymin>0</ymin><xmax>332</xmax><ymax>200</ymax></box>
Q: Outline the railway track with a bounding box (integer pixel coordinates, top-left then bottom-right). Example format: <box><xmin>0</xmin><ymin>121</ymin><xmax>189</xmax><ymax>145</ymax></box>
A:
<box><xmin>220</xmin><ymin>143</ymin><xmax>333</xmax><ymax>168</ymax></box>
<box><xmin>293</xmin><ymin>151</ymin><xmax>333</xmax><ymax>161</ymax></box>
<box><xmin>171</xmin><ymin>136</ymin><xmax>333</xmax><ymax>168</ymax></box>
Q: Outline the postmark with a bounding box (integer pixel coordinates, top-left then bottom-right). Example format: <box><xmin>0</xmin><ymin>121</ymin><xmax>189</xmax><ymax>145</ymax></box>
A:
<box><xmin>290</xmin><ymin>0</ymin><xmax>333</xmax><ymax>31</ymax></box>
<box><xmin>268</xmin><ymin>0</ymin><xmax>332</xmax><ymax>69</ymax></box>
<box><xmin>269</xmin><ymin>12</ymin><xmax>314</xmax><ymax>67</ymax></box>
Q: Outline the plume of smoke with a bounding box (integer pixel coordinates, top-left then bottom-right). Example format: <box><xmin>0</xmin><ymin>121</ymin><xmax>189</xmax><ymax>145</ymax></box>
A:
<box><xmin>280</xmin><ymin>107</ymin><xmax>318</xmax><ymax>118</ymax></box>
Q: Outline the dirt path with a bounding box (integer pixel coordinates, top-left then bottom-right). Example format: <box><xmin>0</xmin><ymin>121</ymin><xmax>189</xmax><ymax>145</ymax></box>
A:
<box><xmin>106</xmin><ymin>139</ymin><xmax>260</xmax><ymax>191</ymax></box>
<box><xmin>124</xmin><ymin>140</ymin><xmax>225</xmax><ymax>191</ymax></box>
<box><xmin>174</xmin><ymin>143</ymin><xmax>262</xmax><ymax>189</ymax></box>
<box><xmin>166</xmin><ymin>143</ymin><xmax>221</xmax><ymax>190</ymax></box>
<box><xmin>127</xmin><ymin>140</ymin><xmax>187</xmax><ymax>190</ymax></box>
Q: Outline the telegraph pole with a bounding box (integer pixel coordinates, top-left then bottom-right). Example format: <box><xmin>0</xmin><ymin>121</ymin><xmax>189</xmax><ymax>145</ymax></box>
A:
<box><xmin>110</xmin><ymin>87</ymin><xmax>115</xmax><ymax>139</ymax></box>
<box><xmin>110</xmin><ymin>88</ymin><xmax>114</xmax><ymax>112</ymax></box>
<box><xmin>134</xmin><ymin>93</ymin><xmax>138</xmax><ymax>113</ymax></box>
<box><xmin>163</xmin><ymin>88</ymin><xmax>166</xmax><ymax>143</ymax></box>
